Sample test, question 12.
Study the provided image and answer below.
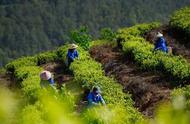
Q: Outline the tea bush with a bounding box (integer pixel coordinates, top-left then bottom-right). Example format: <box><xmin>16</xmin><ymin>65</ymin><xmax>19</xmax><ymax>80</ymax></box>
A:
<box><xmin>172</xmin><ymin>85</ymin><xmax>190</xmax><ymax>110</ymax></box>
<box><xmin>18</xmin><ymin>87</ymin><xmax>77</xmax><ymax>124</ymax></box>
<box><xmin>0</xmin><ymin>87</ymin><xmax>18</xmax><ymax>124</ymax></box>
<box><xmin>170</xmin><ymin>7</ymin><xmax>190</xmax><ymax>40</ymax></box>
<box><xmin>83</xmin><ymin>105</ymin><xmax>141</xmax><ymax>124</ymax></box>
<box><xmin>14</xmin><ymin>66</ymin><xmax>42</xmax><ymax>83</ymax></box>
<box><xmin>35</xmin><ymin>51</ymin><xmax>58</xmax><ymax>65</ymax></box>
<box><xmin>119</xmin><ymin>23</ymin><xmax>190</xmax><ymax>83</ymax></box>
<box><xmin>117</xmin><ymin>22</ymin><xmax>160</xmax><ymax>38</ymax></box>
<box><xmin>60</xmin><ymin>47</ymin><xmax>144</xmax><ymax>123</ymax></box>
<box><xmin>100</xmin><ymin>28</ymin><xmax>116</xmax><ymax>41</ymax></box>
<box><xmin>5</xmin><ymin>57</ymin><xmax>37</xmax><ymax>73</ymax></box>
<box><xmin>52</xmin><ymin>43</ymin><xmax>143</xmax><ymax>123</ymax></box>
<box><xmin>70</xmin><ymin>26</ymin><xmax>92</xmax><ymax>50</ymax></box>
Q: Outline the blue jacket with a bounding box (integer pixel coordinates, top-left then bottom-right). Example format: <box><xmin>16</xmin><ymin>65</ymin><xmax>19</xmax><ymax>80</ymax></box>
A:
<box><xmin>87</xmin><ymin>92</ymin><xmax>105</xmax><ymax>106</ymax></box>
<box><xmin>40</xmin><ymin>78</ymin><xmax>54</xmax><ymax>88</ymax></box>
<box><xmin>154</xmin><ymin>37</ymin><xmax>168</xmax><ymax>52</ymax></box>
<box><xmin>67</xmin><ymin>49</ymin><xmax>79</xmax><ymax>61</ymax></box>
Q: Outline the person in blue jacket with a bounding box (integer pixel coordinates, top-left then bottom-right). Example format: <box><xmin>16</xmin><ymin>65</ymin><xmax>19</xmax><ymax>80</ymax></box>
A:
<box><xmin>66</xmin><ymin>43</ymin><xmax>79</xmax><ymax>67</ymax></box>
<box><xmin>87</xmin><ymin>86</ymin><xmax>106</xmax><ymax>107</ymax></box>
<box><xmin>154</xmin><ymin>32</ymin><xmax>168</xmax><ymax>53</ymax></box>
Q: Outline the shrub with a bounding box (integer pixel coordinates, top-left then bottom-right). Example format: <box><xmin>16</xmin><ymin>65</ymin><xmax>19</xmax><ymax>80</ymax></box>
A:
<box><xmin>56</xmin><ymin>45</ymin><xmax>91</xmax><ymax>62</ymax></box>
<box><xmin>19</xmin><ymin>88</ymin><xmax>79</xmax><ymax>124</ymax></box>
<box><xmin>5</xmin><ymin>56</ymin><xmax>37</xmax><ymax>73</ymax></box>
<box><xmin>70</xmin><ymin>26</ymin><xmax>92</xmax><ymax>50</ymax></box>
<box><xmin>119</xmin><ymin>23</ymin><xmax>190</xmax><ymax>83</ymax></box>
<box><xmin>83</xmin><ymin>105</ymin><xmax>142</xmax><ymax>124</ymax></box>
<box><xmin>146</xmin><ymin>97</ymin><xmax>190</xmax><ymax>124</ymax></box>
<box><xmin>170</xmin><ymin>7</ymin><xmax>190</xmax><ymax>40</ymax></box>
<box><xmin>19</xmin><ymin>104</ymin><xmax>45</xmax><ymax>124</ymax></box>
<box><xmin>90</xmin><ymin>40</ymin><xmax>116</xmax><ymax>47</ymax></box>
<box><xmin>14</xmin><ymin>66</ymin><xmax>42</xmax><ymax>83</ymax></box>
<box><xmin>172</xmin><ymin>86</ymin><xmax>190</xmax><ymax>110</ymax></box>
<box><xmin>35</xmin><ymin>51</ymin><xmax>58</xmax><ymax>65</ymax></box>
<box><xmin>0</xmin><ymin>87</ymin><xmax>18</xmax><ymax>124</ymax></box>
<box><xmin>55</xmin><ymin>45</ymin><xmax>143</xmax><ymax>123</ymax></box>
<box><xmin>100</xmin><ymin>28</ymin><xmax>116</xmax><ymax>41</ymax></box>
<box><xmin>21</xmin><ymin>75</ymin><xmax>41</xmax><ymax>103</ymax></box>
<box><xmin>117</xmin><ymin>22</ymin><xmax>160</xmax><ymax>38</ymax></box>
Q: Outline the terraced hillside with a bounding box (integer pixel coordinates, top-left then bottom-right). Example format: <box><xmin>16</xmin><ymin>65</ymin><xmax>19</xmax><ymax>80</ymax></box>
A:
<box><xmin>0</xmin><ymin>7</ymin><xmax>190</xmax><ymax>124</ymax></box>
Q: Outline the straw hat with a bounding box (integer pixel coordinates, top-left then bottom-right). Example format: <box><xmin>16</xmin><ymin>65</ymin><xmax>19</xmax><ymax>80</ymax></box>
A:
<box><xmin>69</xmin><ymin>43</ymin><xmax>78</xmax><ymax>49</ymax></box>
<box><xmin>40</xmin><ymin>71</ymin><xmax>52</xmax><ymax>80</ymax></box>
<box><xmin>156</xmin><ymin>32</ymin><xmax>163</xmax><ymax>38</ymax></box>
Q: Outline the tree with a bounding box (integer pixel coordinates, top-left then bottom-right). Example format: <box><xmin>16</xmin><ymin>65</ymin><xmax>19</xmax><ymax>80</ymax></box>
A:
<box><xmin>100</xmin><ymin>28</ymin><xmax>116</xmax><ymax>41</ymax></box>
<box><xmin>70</xmin><ymin>26</ymin><xmax>92</xmax><ymax>50</ymax></box>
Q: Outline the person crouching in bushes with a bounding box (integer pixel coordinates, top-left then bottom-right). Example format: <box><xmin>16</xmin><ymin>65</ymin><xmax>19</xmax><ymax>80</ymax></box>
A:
<box><xmin>154</xmin><ymin>32</ymin><xmax>168</xmax><ymax>53</ymax></box>
<box><xmin>66</xmin><ymin>43</ymin><xmax>79</xmax><ymax>67</ymax></box>
<box><xmin>40</xmin><ymin>70</ymin><xmax>55</xmax><ymax>88</ymax></box>
<box><xmin>87</xmin><ymin>86</ymin><xmax>106</xmax><ymax>107</ymax></box>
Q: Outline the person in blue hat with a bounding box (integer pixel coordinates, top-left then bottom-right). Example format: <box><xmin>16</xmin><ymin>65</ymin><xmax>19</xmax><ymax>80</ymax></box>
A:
<box><xmin>87</xmin><ymin>86</ymin><xmax>106</xmax><ymax>107</ymax></box>
<box><xmin>154</xmin><ymin>32</ymin><xmax>168</xmax><ymax>53</ymax></box>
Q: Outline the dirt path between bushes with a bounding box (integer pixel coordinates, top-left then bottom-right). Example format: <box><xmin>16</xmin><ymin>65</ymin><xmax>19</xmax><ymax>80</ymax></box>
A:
<box><xmin>41</xmin><ymin>62</ymin><xmax>87</xmax><ymax>113</ymax></box>
<box><xmin>90</xmin><ymin>44</ymin><xmax>175</xmax><ymax>117</ymax></box>
<box><xmin>41</xmin><ymin>62</ymin><xmax>73</xmax><ymax>88</ymax></box>
<box><xmin>0</xmin><ymin>73</ymin><xmax>13</xmax><ymax>87</ymax></box>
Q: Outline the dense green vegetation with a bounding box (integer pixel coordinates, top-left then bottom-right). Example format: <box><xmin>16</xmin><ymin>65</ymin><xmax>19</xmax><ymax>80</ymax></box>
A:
<box><xmin>1</xmin><ymin>0</ymin><xmax>190</xmax><ymax>66</ymax></box>
<box><xmin>117</xmin><ymin>21</ymin><xmax>190</xmax><ymax>123</ymax></box>
<box><xmin>4</xmin><ymin>41</ymin><xmax>144</xmax><ymax>123</ymax></box>
<box><xmin>117</xmin><ymin>23</ymin><xmax>190</xmax><ymax>83</ymax></box>
<box><xmin>1</xmin><ymin>6</ymin><xmax>190</xmax><ymax>124</ymax></box>
<box><xmin>170</xmin><ymin>6</ymin><xmax>190</xmax><ymax>40</ymax></box>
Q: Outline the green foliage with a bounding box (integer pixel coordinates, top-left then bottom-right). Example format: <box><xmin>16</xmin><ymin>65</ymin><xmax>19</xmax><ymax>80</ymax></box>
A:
<box><xmin>51</xmin><ymin>44</ymin><xmax>143</xmax><ymax>123</ymax></box>
<box><xmin>67</xmin><ymin>47</ymin><xmax>143</xmax><ymax>123</ymax></box>
<box><xmin>160</xmin><ymin>55</ymin><xmax>190</xmax><ymax>81</ymax></box>
<box><xmin>35</xmin><ymin>51</ymin><xmax>58</xmax><ymax>65</ymax></box>
<box><xmin>100</xmin><ymin>28</ymin><xmax>116</xmax><ymax>41</ymax></box>
<box><xmin>4</xmin><ymin>19</ymin><xmax>190</xmax><ymax>123</ymax></box>
<box><xmin>170</xmin><ymin>7</ymin><xmax>190</xmax><ymax>40</ymax></box>
<box><xmin>70</xmin><ymin>26</ymin><xmax>92</xmax><ymax>50</ymax></box>
<box><xmin>56</xmin><ymin>45</ymin><xmax>69</xmax><ymax>62</ymax></box>
<box><xmin>19</xmin><ymin>88</ymin><xmax>80</xmax><ymax>124</ymax></box>
<box><xmin>150</xmin><ymin>96</ymin><xmax>190</xmax><ymax>124</ymax></box>
<box><xmin>116</xmin><ymin>22</ymin><xmax>190</xmax><ymax>123</ymax></box>
<box><xmin>119</xmin><ymin>23</ymin><xmax>190</xmax><ymax>83</ymax></box>
<box><xmin>117</xmin><ymin>22</ymin><xmax>160</xmax><ymax>38</ymax></box>
<box><xmin>1</xmin><ymin>1</ymin><xmax>190</xmax><ymax>67</ymax></box>
<box><xmin>5</xmin><ymin>57</ymin><xmax>42</xmax><ymax>102</ymax></box>
<box><xmin>19</xmin><ymin>104</ymin><xmax>45</xmax><ymax>124</ymax></box>
<box><xmin>0</xmin><ymin>87</ymin><xmax>18</xmax><ymax>124</ymax></box>
<box><xmin>57</xmin><ymin>44</ymin><xmax>91</xmax><ymax>62</ymax></box>
<box><xmin>83</xmin><ymin>105</ymin><xmax>142</xmax><ymax>124</ymax></box>
<box><xmin>172</xmin><ymin>86</ymin><xmax>190</xmax><ymax>110</ymax></box>
<box><xmin>5</xmin><ymin>57</ymin><xmax>37</xmax><ymax>73</ymax></box>
<box><xmin>0</xmin><ymin>68</ymin><xmax>5</xmax><ymax>75</ymax></box>
<box><xmin>21</xmin><ymin>76</ymin><xmax>41</xmax><ymax>102</ymax></box>
<box><xmin>14</xmin><ymin>66</ymin><xmax>42</xmax><ymax>82</ymax></box>
<box><xmin>90</xmin><ymin>40</ymin><xmax>116</xmax><ymax>48</ymax></box>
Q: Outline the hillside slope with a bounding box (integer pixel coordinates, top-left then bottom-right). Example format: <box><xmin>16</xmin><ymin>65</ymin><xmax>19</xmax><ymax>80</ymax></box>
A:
<box><xmin>1</xmin><ymin>0</ymin><xmax>190</xmax><ymax>66</ymax></box>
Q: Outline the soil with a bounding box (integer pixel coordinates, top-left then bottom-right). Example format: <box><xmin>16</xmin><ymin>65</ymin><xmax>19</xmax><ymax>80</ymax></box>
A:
<box><xmin>145</xmin><ymin>25</ymin><xmax>190</xmax><ymax>61</ymax></box>
<box><xmin>90</xmin><ymin>44</ymin><xmax>174</xmax><ymax>117</ymax></box>
<box><xmin>0</xmin><ymin>73</ymin><xmax>13</xmax><ymax>87</ymax></box>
